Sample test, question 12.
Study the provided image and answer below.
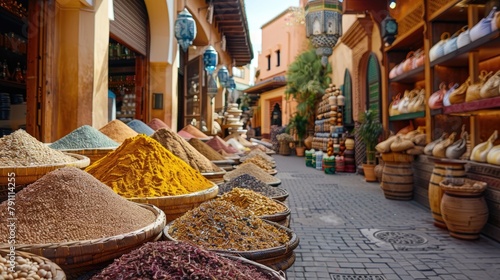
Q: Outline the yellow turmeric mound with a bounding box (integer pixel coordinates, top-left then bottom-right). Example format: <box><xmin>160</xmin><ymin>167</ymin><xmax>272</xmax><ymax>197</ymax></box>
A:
<box><xmin>86</xmin><ymin>134</ymin><xmax>213</xmax><ymax>198</ymax></box>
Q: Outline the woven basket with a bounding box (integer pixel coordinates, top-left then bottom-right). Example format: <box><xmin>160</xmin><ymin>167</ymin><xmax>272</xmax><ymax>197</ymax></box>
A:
<box><xmin>202</xmin><ymin>170</ymin><xmax>226</xmax><ymax>185</ymax></box>
<box><xmin>128</xmin><ymin>184</ymin><xmax>219</xmax><ymax>222</ymax></box>
<box><xmin>221</xmin><ymin>254</ymin><xmax>287</xmax><ymax>280</ymax></box>
<box><xmin>0</xmin><ymin>153</ymin><xmax>90</xmax><ymax>186</ymax></box>
<box><xmin>163</xmin><ymin>219</ymin><xmax>299</xmax><ymax>271</ymax></box>
<box><xmin>260</xmin><ymin>200</ymin><xmax>291</xmax><ymax>228</ymax></box>
<box><xmin>0</xmin><ymin>249</ymin><xmax>66</xmax><ymax>280</ymax></box>
<box><xmin>59</xmin><ymin>147</ymin><xmax>115</xmax><ymax>165</ymax></box>
<box><xmin>271</xmin><ymin>187</ymin><xmax>289</xmax><ymax>202</ymax></box>
<box><xmin>0</xmin><ymin>204</ymin><xmax>166</xmax><ymax>278</ymax></box>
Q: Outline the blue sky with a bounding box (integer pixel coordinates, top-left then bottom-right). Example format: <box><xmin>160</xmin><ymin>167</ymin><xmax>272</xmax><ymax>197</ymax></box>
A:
<box><xmin>244</xmin><ymin>0</ymin><xmax>300</xmax><ymax>66</ymax></box>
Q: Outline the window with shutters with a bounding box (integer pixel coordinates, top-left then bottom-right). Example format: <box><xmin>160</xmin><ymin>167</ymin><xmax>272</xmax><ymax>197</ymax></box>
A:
<box><xmin>366</xmin><ymin>53</ymin><xmax>381</xmax><ymax>122</ymax></box>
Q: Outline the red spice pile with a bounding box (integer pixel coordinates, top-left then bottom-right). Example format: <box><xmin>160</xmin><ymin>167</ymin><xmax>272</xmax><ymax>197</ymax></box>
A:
<box><xmin>180</xmin><ymin>124</ymin><xmax>210</xmax><ymax>139</ymax></box>
<box><xmin>147</xmin><ymin>118</ymin><xmax>170</xmax><ymax>131</ymax></box>
<box><xmin>206</xmin><ymin>136</ymin><xmax>239</xmax><ymax>154</ymax></box>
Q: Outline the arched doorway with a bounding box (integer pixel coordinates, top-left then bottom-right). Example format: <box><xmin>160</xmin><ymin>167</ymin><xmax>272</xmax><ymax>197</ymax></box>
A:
<box><xmin>366</xmin><ymin>53</ymin><xmax>382</xmax><ymax>121</ymax></box>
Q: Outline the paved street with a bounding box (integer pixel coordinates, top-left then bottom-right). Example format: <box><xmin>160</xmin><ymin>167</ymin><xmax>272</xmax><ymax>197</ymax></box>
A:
<box><xmin>273</xmin><ymin>155</ymin><xmax>500</xmax><ymax>280</ymax></box>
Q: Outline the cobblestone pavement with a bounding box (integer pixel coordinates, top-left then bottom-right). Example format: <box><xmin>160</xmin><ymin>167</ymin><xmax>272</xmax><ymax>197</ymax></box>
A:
<box><xmin>273</xmin><ymin>155</ymin><xmax>500</xmax><ymax>280</ymax></box>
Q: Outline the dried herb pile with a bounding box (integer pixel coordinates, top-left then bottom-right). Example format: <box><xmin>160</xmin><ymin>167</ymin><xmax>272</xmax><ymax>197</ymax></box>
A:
<box><xmin>219</xmin><ymin>188</ymin><xmax>287</xmax><ymax>216</ymax></box>
<box><xmin>49</xmin><ymin>125</ymin><xmax>119</xmax><ymax>150</ymax></box>
<box><xmin>92</xmin><ymin>241</ymin><xmax>280</xmax><ymax>280</ymax></box>
<box><xmin>0</xmin><ymin>129</ymin><xmax>76</xmax><ymax>167</ymax></box>
<box><xmin>0</xmin><ymin>167</ymin><xmax>156</xmax><ymax>243</ymax></box>
<box><xmin>151</xmin><ymin>128</ymin><xmax>222</xmax><ymax>173</ymax></box>
<box><xmin>218</xmin><ymin>174</ymin><xmax>285</xmax><ymax>198</ymax></box>
<box><xmin>99</xmin><ymin>119</ymin><xmax>138</xmax><ymax>143</ymax></box>
<box><xmin>168</xmin><ymin>200</ymin><xmax>289</xmax><ymax>251</ymax></box>
<box><xmin>188</xmin><ymin>138</ymin><xmax>226</xmax><ymax>161</ymax></box>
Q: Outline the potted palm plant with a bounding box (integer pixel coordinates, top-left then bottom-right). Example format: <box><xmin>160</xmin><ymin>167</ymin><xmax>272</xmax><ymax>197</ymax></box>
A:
<box><xmin>286</xmin><ymin>113</ymin><xmax>308</xmax><ymax>156</ymax></box>
<box><xmin>356</xmin><ymin>110</ymin><xmax>383</xmax><ymax>182</ymax></box>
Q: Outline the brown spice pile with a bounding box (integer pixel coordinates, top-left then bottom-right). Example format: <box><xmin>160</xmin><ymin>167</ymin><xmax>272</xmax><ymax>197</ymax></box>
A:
<box><xmin>206</xmin><ymin>136</ymin><xmax>239</xmax><ymax>154</ymax></box>
<box><xmin>223</xmin><ymin>162</ymin><xmax>279</xmax><ymax>184</ymax></box>
<box><xmin>219</xmin><ymin>188</ymin><xmax>286</xmax><ymax>216</ymax></box>
<box><xmin>99</xmin><ymin>119</ymin><xmax>138</xmax><ymax>143</ymax></box>
<box><xmin>224</xmin><ymin>134</ymin><xmax>254</xmax><ymax>147</ymax></box>
<box><xmin>188</xmin><ymin>138</ymin><xmax>226</xmax><ymax>160</ymax></box>
<box><xmin>0</xmin><ymin>167</ymin><xmax>156</xmax><ymax>244</ymax></box>
<box><xmin>240</xmin><ymin>149</ymin><xmax>275</xmax><ymax>163</ymax></box>
<box><xmin>147</xmin><ymin>118</ymin><xmax>170</xmax><ymax>131</ymax></box>
<box><xmin>168</xmin><ymin>200</ymin><xmax>289</xmax><ymax>251</ymax></box>
<box><xmin>180</xmin><ymin>124</ymin><xmax>210</xmax><ymax>139</ymax></box>
<box><xmin>151</xmin><ymin>128</ymin><xmax>223</xmax><ymax>173</ymax></box>
<box><xmin>0</xmin><ymin>129</ymin><xmax>76</xmax><ymax>167</ymax></box>
<box><xmin>239</xmin><ymin>156</ymin><xmax>274</xmax><ymax>171</ymax></box>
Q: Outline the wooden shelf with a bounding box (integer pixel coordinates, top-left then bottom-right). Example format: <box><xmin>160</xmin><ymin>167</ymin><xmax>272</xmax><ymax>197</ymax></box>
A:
<box><xmin>442</xmin><ymin>96</ymin><xmax>500</xmax><ymax>115</ymax></box>
<box><xmin>389</xmin><ymin>66</ymin><xmax>425</xmax><ymax>83</ymax></box>
<box><xmin>386</xmin><ymin>22</ymin><xmax>425</xmax><ymax>52</ymax></box>
<box><xmin>389</xmin><ymin>111</ymin><xmax>425</xmax><ymax>121</ymax></box>
<box><xmin>428</xmin><ymin>0</ymin><xmax>464</xmax><ymax>22</ymax></box>
<box><xmin>0</xmin><ymin>79</ymin><xmax>25</xmax><ymax>89</ymax></box>
<box><xmin>430</xmin><ymin>30</ymin><xmax>500</xmax><ymax>67</ymax></box>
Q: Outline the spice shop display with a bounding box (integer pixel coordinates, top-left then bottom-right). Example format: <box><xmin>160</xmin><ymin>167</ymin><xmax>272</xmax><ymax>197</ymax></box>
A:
<box><xmin>147</xmin><ymin>118</ymin><xmax>170</xmax><ymax>131</ymax></box>
<box><xmin>164</xmin><ymin>200</ymin><xmax>299</xmax><ymax>271</ymax></box>
<box><xmin>152</xmin><ymin>128</ymin><xmax>224</xmax><ymax>174</ymax></box>
<box><xmin>218</xmin><ymin>174</ymin><xmax>289</xmax><ymax>202</ymax></box>
<box><xmin>91</xmin><ymin>241</ymin><xmax>285</xmax><ymax>280</ymax></box>
<box><xmin>313</xmin><ymin>84</ymin><xmax>344</xmax><ymax>152</ymax></box>
<box><xmin>98</xmin><ymin>119</ymin><xmax>138</xmax><ymax>143</ymax></box>
<box><xmin>49</xmin><ymin>125</ymin><xmax>119</xmax><ymax>150</ymax></box>
<box><xmin>0</xmin><ymin>167</ymin><xmax>165</xmax><ymax>276</ymax></box>
<box><xmin>127</xmin><ymin>119</ymin><xmax>155</xmax><ymax>136</ymax></box>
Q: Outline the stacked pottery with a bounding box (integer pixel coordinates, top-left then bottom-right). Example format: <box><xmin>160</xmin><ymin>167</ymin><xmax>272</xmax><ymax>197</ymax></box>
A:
<box><xmin>343</xmin><ymin>136</ymin><xmax>356</xmax><ymax>173</ymax></box>
<box><xmin>225</xmin><ymin>104</ymin><xmax>245</xmax><ymax>136</ymax></box>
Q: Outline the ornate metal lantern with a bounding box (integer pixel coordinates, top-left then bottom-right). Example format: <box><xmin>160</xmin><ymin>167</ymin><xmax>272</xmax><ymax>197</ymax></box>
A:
<box><xmin>227</xmin><ymin>76</ymin><xmax>236</xmax><ymax>90</ymax></box>
<box><xmin>203</xmin><ymin>46</ymin><xmax>218</xmax><ymax>74</ymax></box>
<box><xmin>305</xmin><ymin>0</ymin><xmax>343</xmax><ymax>66</ymax></box>
<box><xmin>207</xmin><ymin>75</ymin><xmax>218</xmax><ymax>103</ymax></box>
<box><xmin>174</xmin><ymin>8</ymin><xmax>197</xmax><ymax>52</ymax></box>
<box><xmin>217</xmin><ymin>66</ymin><xmax>229</xmax><ymax>87</ymax></box>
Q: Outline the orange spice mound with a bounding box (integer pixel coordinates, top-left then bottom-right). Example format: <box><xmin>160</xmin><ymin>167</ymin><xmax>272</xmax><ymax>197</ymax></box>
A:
<box><xmin>99</xmin><ymin>120</ymin><xmax>138</xmax><ymax>144</ymax></box>
<box><xmin>180</xmin><ymin>124</ymin><xmax>210</xmax><ymax>139</ymax></box>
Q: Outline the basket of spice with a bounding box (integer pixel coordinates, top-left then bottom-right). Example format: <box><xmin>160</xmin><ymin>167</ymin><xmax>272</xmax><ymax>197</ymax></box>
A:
<box><xmin>48</xmin><ymin>125</ymin><xmax>119</xmax><ymax>164</ymax></box>
<box><xmin>224</xmin><ymin>162</ymin><xmax>281</xmax><ymax>186</ymax></box>
<box><xmin>0</xmin><ymin>167</ymin><xmax>166</xmax><ymax>278</ymax></box>
<box><xmin>218</xmin><ymin>188</ymin><xmax>291</xmax><ymax>227</ymax></box>
<box><xmin>0</xmin><ymin>249</ymin><xmax>66</xmax><ymax>280</ymax></box>
<box><xmin>164</xmin><ymin>200</ymin><xmax>299</xmax><ymax>272</ymax></box>
<box><xmin>90</xmin><ymin>241</ymin><xmax>286</xmax><ymax>280</ymax></box>
<box><xmin>219</xmin><ymin>174</ymin><xmax>289</xmax><ymax>202</ymax></box>
<box><xmin>0</xmin><ymin>130</ymin><xmax>90</xmax><ymax>194</ymax></box>
<box><xmin>86</xmin><ymin>134</ymin><xmax>219</xmax><ymax>221</ymax></box>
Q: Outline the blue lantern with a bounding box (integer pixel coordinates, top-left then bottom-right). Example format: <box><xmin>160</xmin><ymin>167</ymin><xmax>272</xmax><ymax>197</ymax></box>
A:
<box><xmin>305</xmin><ymin>0</ymin><xmax>342</xmax><ymax>66</ymax></box>
<box><xmin>227</xmin><ymin>76</ymin><xmax>236</xmax><ymax>90</ymax></box>
<box><xmin>174</xmin><ymin>8</ymin><xmax>197</xmax><ymax>52</ymax></box>
<box><xmin>217</xmin><ymin>66</ymin><xmax>229</xmax><ymax>87</ymax></box>
<box><xmin>203</xmin><ymin>46</ymin><xmax>218</xmax><ymax>74</ymax></box>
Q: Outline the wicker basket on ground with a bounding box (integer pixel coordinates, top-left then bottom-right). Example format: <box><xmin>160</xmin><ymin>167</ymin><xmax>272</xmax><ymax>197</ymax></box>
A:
<box><xmin>59</xmin><ymin>147</ymin><xmax>115</xmax><ymax>165</ymax></box>
<box><xmin>163</xmin><ymin>220</ymin><xmax>299</xmax><ymax>272</ymax></box>
<box><xmin>128</xmin><ymin>183</ymin><xmax>219</xmax><ymax>222</ymax></box>
<box><xmin>0</xmin><ymin>249</ymin><xmax>66</xmax><ymax>280</ymax></box>
<box><xmin>0</xmin><ymin>204</ymin><xmax>166</xmax><ymax>278</ymax></box>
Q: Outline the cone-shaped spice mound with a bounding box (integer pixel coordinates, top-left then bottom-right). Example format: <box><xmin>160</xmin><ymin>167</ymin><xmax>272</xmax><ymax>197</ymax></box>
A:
<box><xmin>99</xmin><ymin>119</ymin><xmax>138</xmax><ymax>143</ymax></box>
<box><xmin>86</xmin><ymin>134</ymin><xmax>213</xmax><ymax>198</ymax></box>
<box><xmin>180</xmin><ymin>124</ymin><xmax>210</xmax><ymax>139</ymax></box>
<box><xmin>151</xmin><ymin>128</ymin><xmax>222</xmax><ymax>173</ymax></box>
<box><xmin>49</xmin><ymin>125</ymin><xmax>119</xmax><ymax>150</ymax></box>
<box><xmin>0</xmin><ymin>167</ymin><xmax>156</xmax><ymax>244</ymax></box>
<box><xmin>147</xmin><ymin>118</ymin><xmax>170</xmax><ymax>131</ymax></box>
<box><xmin>188</xmin><ymin>138</ymin><xmax>226</xmax><ymax>161</ymax></box>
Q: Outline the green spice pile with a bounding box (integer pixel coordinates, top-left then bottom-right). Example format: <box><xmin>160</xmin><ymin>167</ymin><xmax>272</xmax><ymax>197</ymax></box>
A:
<box><xmin>188</xmin><ymin>137</ymin><xmax>226</xmax><ymax>160</ymax></box>
<box><xmin>0</xmin><ymin>167</ymin><xmax>156</xmax><ymax>243</ymax></box>
<box><xmin>219</xmin><ymin>174</ymin><xmax>286</xmax><ymax>198</ymax></box>
<box><xmin>92</xmin><ymin>241</ymin><xmax>281</xmax><ymax>280</ymax></box>
<box><xmin>219</xmin><ymin>188</ymin><xmax>286</xmax><ymax>216</ymax></box>
<box><xmin>0</xmin><ymin>129</ymin><xmax>76</xmax><ymax>167</ymax></box>
<box><xmin>49</xmin><ymin>125</ymin><xmax>119</xmax><ymax>150</ymax></box>
<box><xmin>168</xmin><ymin>200</ymin><xmax>289</xmax><ymax>251</ymax></box>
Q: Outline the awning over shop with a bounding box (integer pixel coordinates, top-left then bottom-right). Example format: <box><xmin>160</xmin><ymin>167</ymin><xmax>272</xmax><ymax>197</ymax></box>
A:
<box><xmin>210</xmin><ymin>0</ymin><xmax>254</xmax><ymax>66</ymax></box>
<box><xmin>245</xmin><ymin>76</ymin><xmax>287</xmax><ymax>95</ymax></box>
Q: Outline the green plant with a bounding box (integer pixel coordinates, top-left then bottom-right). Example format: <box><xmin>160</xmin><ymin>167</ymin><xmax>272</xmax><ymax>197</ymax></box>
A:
<box><xmin>285</xmin><ymin>48</ymin><xmax>332</xmax><ymax>123</ymax></box>
<box><xmin>286</xmin><ymin>113</ymin><xmax>308</xmax><ymax>146</ymax></box>
<box><xmin>356</xmin><ymin>110</ymin><xmax>383</xmax><ymax>164</ymax></box>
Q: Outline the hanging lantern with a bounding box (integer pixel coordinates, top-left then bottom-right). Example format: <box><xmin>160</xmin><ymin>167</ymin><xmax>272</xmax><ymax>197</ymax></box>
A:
<box><xmin>203</xmin><ymin>46</ymin><xmax>218</xmax><ymax>74</ymax></box>
<box><xmin>227</xmin><ymin>76</ymin><xmax>236</xmax><ymax>90</ymax></box>
<box><xmin>207</xmin><ymin>74</ymin><xmax>218</xmax><ymax>103</ymax></box>
<box><xmin>217</xmin><ymin>66</ymin><xmax>229</xmax><ymax>87</ymax></box>
<box><xmin>305</xmin><ymin>0</ymin><xmax>343</xmax><ymax>66</ymax></box>
<box><xmin>174</xmin><ymin>8</ymin><xmax>197</xmax><ymax>52</ymax></box>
